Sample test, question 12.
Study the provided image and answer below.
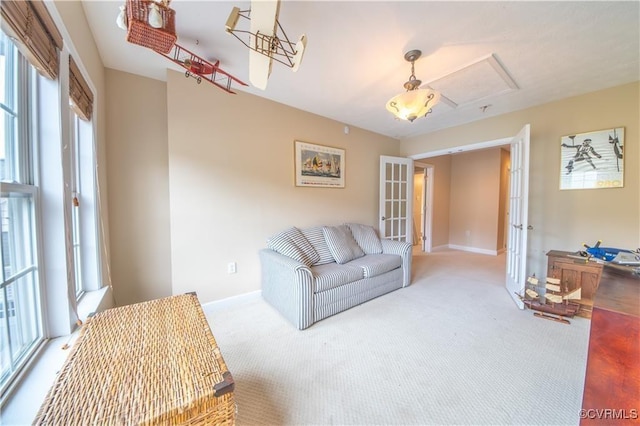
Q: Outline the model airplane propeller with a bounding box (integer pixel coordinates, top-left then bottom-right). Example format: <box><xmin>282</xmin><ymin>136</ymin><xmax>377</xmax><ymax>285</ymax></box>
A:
<box><xmin>225</xmin><ymin>0</ymin><xmax>307</xmax><ymax>90</ymax></box>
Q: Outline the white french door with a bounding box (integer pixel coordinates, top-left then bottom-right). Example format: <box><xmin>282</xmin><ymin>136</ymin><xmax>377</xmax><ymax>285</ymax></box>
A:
<box><xmin>379</xmin><ymin>156</ymin><xmax>414</xmax><ymax>243</ymax></box>
<box><xmin>505</xmin><ymin>124</ymin><xmax>531</xmax><ymax>308</ymax></box>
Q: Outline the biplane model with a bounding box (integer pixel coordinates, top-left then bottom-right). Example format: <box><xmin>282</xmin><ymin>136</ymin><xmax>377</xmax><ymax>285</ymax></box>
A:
<box><xmin>580</xmin><ymin>240</ymin><xmax>637</xmax><ymax>262</ymax></box>
<box><xmin>156</xmin><ymin>43</ymin><xmax>248</xmax><ymax>94</ymax></box>
<box><xmin>225</xmin><ymin>0</ymin><xmax>307</xmax><ymax>90</ymax></box>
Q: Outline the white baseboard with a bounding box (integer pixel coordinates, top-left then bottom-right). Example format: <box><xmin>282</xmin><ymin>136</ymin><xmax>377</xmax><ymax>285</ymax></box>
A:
<box><xmin>448</xmin><ymin>244</ymin><xmax>498</xmax><ymax>256</ymax></box>
<box><xmin>201</xmin><ymin>290</ymin><xmax>261</xmax><ymax>314</ymax></box>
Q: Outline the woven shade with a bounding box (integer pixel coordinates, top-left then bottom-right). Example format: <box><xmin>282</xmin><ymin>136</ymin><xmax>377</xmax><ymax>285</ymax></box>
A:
<box><xmin>0</xmin><ymin>0</ymin><xmax>62</xmax><ymax>79</ymax></box>
<box><xmin>69</xmin><ymin>56</ymin><xmax>94</xmax><ymax>121</ymax></box>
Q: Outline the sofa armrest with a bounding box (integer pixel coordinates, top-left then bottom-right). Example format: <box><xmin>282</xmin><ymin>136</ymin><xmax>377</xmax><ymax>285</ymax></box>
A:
<box><xmin>259</xmin><ymin>249</ymin><xmax>314</xmax><ymax>329</ymax></box>
<box><xmin>381</xmin><ymin>239</ymin><xmax>412</xmax><ymax>287</ymax></box>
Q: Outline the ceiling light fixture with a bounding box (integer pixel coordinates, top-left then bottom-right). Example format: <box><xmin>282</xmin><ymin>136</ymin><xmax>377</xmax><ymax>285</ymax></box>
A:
<box><xmin>386</xmin><ymin>50</ymin><xmax>441</xmax><ymax>122</ymax></box>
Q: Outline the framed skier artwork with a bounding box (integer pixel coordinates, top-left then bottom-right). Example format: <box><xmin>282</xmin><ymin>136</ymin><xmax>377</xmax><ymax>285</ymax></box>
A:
<box><xmin>559</xmin><ymin>127</ymin><xmax>624</xmax><ymax>190</ymax></box>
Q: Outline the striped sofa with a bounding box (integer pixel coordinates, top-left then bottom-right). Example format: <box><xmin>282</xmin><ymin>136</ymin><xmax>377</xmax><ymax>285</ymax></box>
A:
<box><xmin>260</xmin><ymin>223</ymin><xmax>412</xmax><ymax>329</ymax></box>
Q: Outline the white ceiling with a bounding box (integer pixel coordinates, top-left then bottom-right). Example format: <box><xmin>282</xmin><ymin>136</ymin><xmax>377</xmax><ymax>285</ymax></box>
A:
<box><xmin>81</xmin><ymin>1</ymin><xmax>640</xmax><ymax>140</ymax></box>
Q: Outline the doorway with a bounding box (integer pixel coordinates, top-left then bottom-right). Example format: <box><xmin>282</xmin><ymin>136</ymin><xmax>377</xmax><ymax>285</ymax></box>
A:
<box><xmin>411</xmin><ymin>138</ymin><xmax>513</xmax><ymax>256</ymax></box>
<box><xmin>408</xmin><ymin>125</ymin><xmax>531</xmax><ymax>309</ymax></box>
<box><xmin>413</xmin><ymin>163</ymin><xmax>433</xmax><ymax>252</ymax></box>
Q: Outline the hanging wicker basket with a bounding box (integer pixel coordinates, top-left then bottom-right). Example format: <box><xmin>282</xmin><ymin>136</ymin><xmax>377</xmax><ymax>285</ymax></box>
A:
<box><xmin>126</xmin><ymin>0</ymin><xmax>176</xmax><ymax>54</ymax></box>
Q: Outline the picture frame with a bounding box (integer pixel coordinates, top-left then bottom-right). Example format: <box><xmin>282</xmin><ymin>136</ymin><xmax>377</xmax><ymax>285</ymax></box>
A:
<box><xmin>559</xmin><ymin>127</ymin><xmax>624</xmax><ymax>190</ymax></box>
<box><xmin>294</xmin><ymin>140</ymin><xmax>345</xmax><ymax>188</ymax></box>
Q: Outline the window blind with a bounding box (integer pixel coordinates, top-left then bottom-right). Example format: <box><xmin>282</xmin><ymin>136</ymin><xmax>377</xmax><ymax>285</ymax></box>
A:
<box><xmin>69</xmin><ymin>56</ymin><xmax>94</xmax><ymax>121</ymax></box>
<box><xmin>0</xmin><ymin>0</ymin><xmax>63</xmax><ymax>79</ymax></box>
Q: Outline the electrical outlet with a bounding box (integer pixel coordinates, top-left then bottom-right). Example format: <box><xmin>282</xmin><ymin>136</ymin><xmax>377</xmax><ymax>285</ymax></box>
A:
<box><xmin>227</xmin><ymin>262</ymin><xmax>237</xmax><ymax>274</ymax></box>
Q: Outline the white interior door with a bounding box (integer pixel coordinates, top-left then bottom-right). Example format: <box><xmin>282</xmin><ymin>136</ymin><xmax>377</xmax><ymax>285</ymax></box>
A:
<box><xmin>379</xmin><ymin>156</ymin><xmax>414</xmax><ymax>243</ymax></box>
<box><xmin>505</xmin><ymin>124</ymin><xmax>531</xmax><ymax>308</ymax></box>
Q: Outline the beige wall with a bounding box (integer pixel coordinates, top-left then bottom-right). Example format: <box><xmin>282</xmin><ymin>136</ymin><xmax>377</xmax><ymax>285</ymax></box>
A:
<box><xmin>402</xmin><ymin>82</ymin><xmax>640</xmax><ymax>277</ymax></box>
<box><xmin>105</xmin><ymin>70</ymin><xmax>172</xmax><ymax>305</ymax></box>
<box><xmin>449</xmin><ymin>149</ymin><xmax>502</xmax><ymax>252</ymax></box>
<box><xmin>422</xmin><ymin>155</ymin><xmax>451</xmax><ymax>249</ymax></box>
<box><xmin>102</xmin><ymin>68</ymin><xmax>637</xmax><ymax>303</ymax></box>
<box><xmin>165</xmin><ymin>70</ymin><xmax>399</xmax><ymax>303</ymax></box>
<box><xmin>497</xmin><ymin>148</ymin><xmax>510</xmax><ymax>251</ymax></box>
<box><xmin>413</xmin><ymin>172</ymin><xmax>423</xmax><ymax>244</ymax></box>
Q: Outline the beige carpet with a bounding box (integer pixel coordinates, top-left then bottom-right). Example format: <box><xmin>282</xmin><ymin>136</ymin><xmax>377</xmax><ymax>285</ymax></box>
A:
<box><xmin>204</xmin><ymin>249</ymin><xmax>590</xmax><ymax>425</ymax></box>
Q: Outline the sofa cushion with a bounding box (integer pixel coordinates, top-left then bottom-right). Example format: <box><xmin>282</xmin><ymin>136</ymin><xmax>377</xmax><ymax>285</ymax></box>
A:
<box><xmin>311</xmin><ymin>263</ymin><xmax>365</xmax><ymax>293</ymax></box>
<box><xmin>346</xmin><ymin>223</ymin><xmax>383</xmax><ymax>254</ymax></box>
<box><xmin>267</xmin><ymin>227</ymin><xmax>320</xmax><ymax>267</ymax></box>
<box><xmin>345</xmin><ymin>254</ymin><xmax>402</xmax><ymax>278</ymax></box>
<box><xmin>322</xmin><ymin>225</ymin><xmax>365</xmax><ymax>264</ymax></box>
<box><xmin>301</xmin><ymin>226</ymin><xmax>335</xmax><ymax>265</ymax></box>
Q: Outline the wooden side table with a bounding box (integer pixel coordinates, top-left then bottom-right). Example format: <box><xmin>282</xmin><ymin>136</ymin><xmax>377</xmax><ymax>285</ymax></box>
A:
<box><xmin>546</xmin><ymin>250</ymin><xmax>604</xmax><ymax>318</ymax></box>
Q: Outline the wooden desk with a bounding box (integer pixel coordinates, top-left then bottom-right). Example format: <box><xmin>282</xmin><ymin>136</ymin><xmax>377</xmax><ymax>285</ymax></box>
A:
<box><xmin>580</xmin><ymin>263</ymin><xmax>640</xmax><ymax>424</ymax></box>
<box><xmin>546</xmin><ymin>250</ymin><xmax>604</xmax><ymax>318</ymax></box>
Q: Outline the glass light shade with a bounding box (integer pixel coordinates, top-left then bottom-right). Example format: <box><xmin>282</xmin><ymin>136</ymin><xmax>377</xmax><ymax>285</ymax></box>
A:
<box><xmin>386</xmin><ymin>88</ymin><xmax>441</xmax><ymax>122</ymax></box>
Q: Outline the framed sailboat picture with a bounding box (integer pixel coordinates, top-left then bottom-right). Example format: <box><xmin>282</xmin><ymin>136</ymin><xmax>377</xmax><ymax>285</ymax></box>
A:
<box><xmin>559</xmin><ymin>127</ymin><xmax>624</xmax><ymax>190</ymax></box>
<box><xmin>294</xmin><ymin>141</ymin><xmax>345</xmax><ymax>188</ymax></box>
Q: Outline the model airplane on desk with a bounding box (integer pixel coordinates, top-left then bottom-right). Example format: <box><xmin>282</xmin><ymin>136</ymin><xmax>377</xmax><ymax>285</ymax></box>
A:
<box><xmin>225</xmin><ymin>0</ymin><xmax>307</xmax><ymax>90</ymax></box>
<box><xmin>580</xmin><ymin>240</ymin><xmax>637</xmax><ymax>262</ymax></box>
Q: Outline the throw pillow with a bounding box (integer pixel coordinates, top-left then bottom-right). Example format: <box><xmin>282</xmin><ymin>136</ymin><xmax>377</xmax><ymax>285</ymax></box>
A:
<box><xmin>322</xmin><ymin>225</ymin><xmax>365</xmax><ymax>264</ymax></box>
<box><xmin>267</xmin><ymin>227</ymin><xmax>320</xmax><ymax>267</ymax></box>
<box><xmin>301</xmin><ymin>226</ymin><xmax>335</xmax><ymax>265</ymax></box>
<box><xmin>346</xmin><ymin>223</ymin><xmax>383</xmax><ymax>254</ymax></box>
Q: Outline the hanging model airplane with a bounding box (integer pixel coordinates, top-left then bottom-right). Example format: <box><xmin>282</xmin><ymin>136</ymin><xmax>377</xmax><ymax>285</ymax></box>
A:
<box><xmin>225</xmin><ymin>0</ymin><xmax>307</xmax><ymax>90</ymax></box>
<box><xmin>118</xmin><ymin>0</ymin><xmax>246</xmax><ymax>94</ymax></box>
<box><xmin>156</xmin><ymin>43</ymin><xmax>248</xmax><ymax>94</ymax></box>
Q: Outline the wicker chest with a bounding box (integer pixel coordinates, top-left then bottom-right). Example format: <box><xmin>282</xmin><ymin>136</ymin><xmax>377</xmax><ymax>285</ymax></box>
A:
<box><xmin>34</xmin><ymin>293</ymin><xmax>235</xmax><ymax>425</ymax></box>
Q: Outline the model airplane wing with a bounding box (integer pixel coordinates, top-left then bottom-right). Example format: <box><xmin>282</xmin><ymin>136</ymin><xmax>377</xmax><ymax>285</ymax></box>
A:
<box><xmin>226</xmin><ymin>0</ymin><xmax>307</xmax><ymax>90</ymax></box>
<box><xmin>291</xmin><ymin>34</ymin><xmax>307</xmax><ymax>72</ymax></box>
<box><xmin>249</xmin><ymin>0</ymin><xmax>279</xmax><ymax>90</ymax></box>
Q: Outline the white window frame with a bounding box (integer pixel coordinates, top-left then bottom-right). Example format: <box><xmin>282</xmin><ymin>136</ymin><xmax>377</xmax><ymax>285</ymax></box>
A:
<box><xmin>0</xmin><ymin>35</ymin><xmax>45</xmax><ymax>399</ymax></box>
<box><xmin>68</xmin><ymin>108</ymin><xmax>100</xmax><ymax>298</ymax></box>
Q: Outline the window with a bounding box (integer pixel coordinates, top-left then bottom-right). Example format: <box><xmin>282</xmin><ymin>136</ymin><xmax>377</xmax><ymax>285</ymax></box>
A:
<box><xmin>0</xmin><ymin>1</ymin><xmax>103</xmax><ymax>401</ymax></box>
<box><xmin>68</xmin><ymin>102</ymin><xmax>100</xmax><ymax>299</ymax></box>
<box><xmin>0</xmin><ymin>31</ymin><xmax>43</xmax><ymax>396</ymax></box>
<box><xmin>69</xmin><ymin>110</ymin><xmax>83</xmax><ymax>298</ymax></box>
